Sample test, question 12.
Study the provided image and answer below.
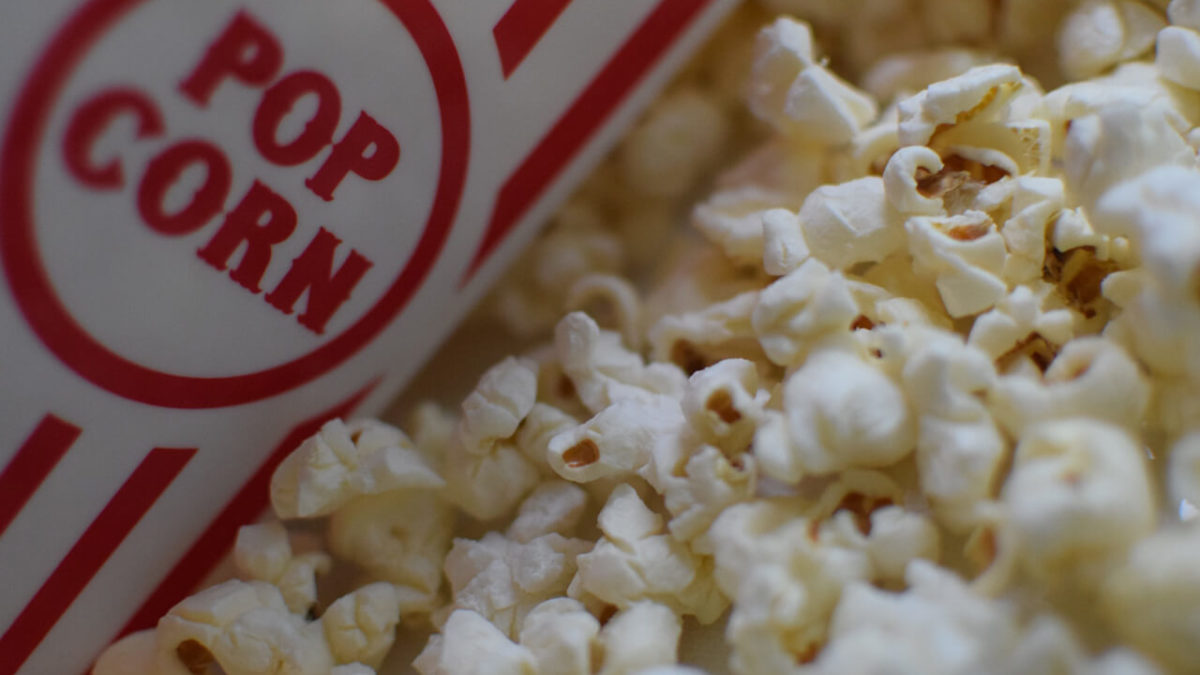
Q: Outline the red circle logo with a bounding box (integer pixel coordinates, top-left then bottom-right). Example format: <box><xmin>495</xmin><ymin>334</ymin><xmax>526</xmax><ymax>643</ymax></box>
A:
<box><xmin>1</xmin><ymin>0</ymin><xmax>470</xmax><ymax>408</ymax></box>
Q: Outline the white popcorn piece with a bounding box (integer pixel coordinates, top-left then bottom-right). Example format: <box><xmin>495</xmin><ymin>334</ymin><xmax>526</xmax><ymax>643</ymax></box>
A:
<box><xmin>1058</xmin><ymin>1</ymin><xmax>1164</xmax><ymax>80</ymax></box>
<box><xmin>862</xmin><ymin>48</ymin><xmax>997</xmax><ymax>103</ymax></box>
<box><xmin>506</xmin><ymin>480</ymin><xmax>589</xmax><ymax>543</ymax></box>
<box><xmin>708</xmin><ymin>498</ymin><xmax>872</xmax><ymax>672</ymax></box>
<box><xmin>797</xmin><ymin>177</ymin><xmax>905</xmax><ymax>271</ymax></box>
<box><xmin>1102</xmin><ymin>527</ymin><xmax>1200</xmax><ymax>672</ymax></box>
<box><xmin>408</xmin><ymin>402</ymin><xmax>457</xmax><ymax>466</ymax></box>
<box><xmin>751</xmin><ymin>259</ymin><xmax>860</xmax><ymax>366</ymax></box>
<box><xmin>658</xmin><ymin>443</ymin><xmax>756</xmax><ymax>543</ymax></box>
<box><xmin>234</xmin><ymin>522</ymin><xmax>332</xmax><ymax>615</ymax></box>
<box><xmin>93</xmin><ymin>630</ymin><xmax>159</xmax><ymax>675</ymax></box>
<box><xmin>968</xmin><ymin>283</ymin><xmax>1076</xmax><ymax>364</ymax></box>
<box><xmin>1000</xmin><ymin>177</ymin><xmax>1065</xmax><ymax>284</ymax></box>
<box><xmin>1002</xmin><ymin>419</ymin><xmax>1156</xmax><ymax>580</ymax></box>
<box><xmin>989</xmin><ymin>337</ymin><xmax>1150</xmax><ymax>435</ymax></box>
<box><xmin>443</xmin><ymin>435</ymin><xmax>542</xmax><ymax>521</ymax></box>
<box><xmin>155</xmin><ymin>580</ymin><xmax>334</xmax><ymax>675</ymax></box>
<box><xmin>1157</xmin><ymin>25</ymin><xmax>1200</xmax><ymax>89</ymax></box>
<box><xmin>572</xmin><ymin>484</ymin><xmax>726</xmax><ymax>623</ymax></box>
<box><xmin>619</xmin><ymin>88</ymin><xmax>728</xmax><ymax>198</ymax></box>
<box><xmin>692</xmin><ymin>187</ymin><xmax>784</xmax><ymax>267</ymax></box>
<box><xmin>271</xmin><ymin>419</ymin><xmax>444</xmax><ymax>520</ymax></box>
<box><xmin>1061</xmin><ymin>98</ymin><xmax>1194</xmax><ymax>212</ymax></box>
<box><xmin>558</xmin><ymin>312</ymin><xmax>687</xmax><ymax>413</ymax></box>
<box><xmin>1171</xmin><ymin>0</ymin><xmax>1200</xmax><ymax>29</ymax></box>
<box><xmin>328</xmin><ymin>490</ymin><xmax>452</xmax><ymax>613</ymax></box>
<box><xmin>760</xmin><ymin>207</ymin><xmax>810</xmax><ymax>276</ymax></box>
<box><xmin>649</xmin><ymin>291</ymin><xmax>765</xmax><ymax>374</ymax></box>
<box><xmin>320</xmin><ymin>583</ymin><xmax>402</xmax><ymax>669</ymax></box>
<box><xmin>414</xmin><ymin>609</ymin><xmax>537</xmax><ymax>675</ymax></box>
<box><xmin>1168</xmin><ymin>432</ymin><xmax>1200</xmax><ymax>513</ymax></box>
<box><xmin>331</xmin><ymin>665</ymin><xmax>376</xmax><ymax>675</ymax></box>
<box><xmin>517</xmin><ymin>598</ymin><xmax>599</xmax><ymax>675</ymax></box>
<box><xmin>459</xmin><ymin>357</ymin><xmax>539</xmax><ymax>456</ymax></box>
<box><xmin>548</xmin><ymin>395</ymin><xmax>684</xmax><ymax>483</ymax></box>
<box><xmin>444</xmin><ymin>529</ymin><xmax>592</xmax><ymax>638</ymax></box>
<box><xmin>564</xmin><ymin>274</ymin><xmax>643</xmax><ymax>351</ymax></box>
<box><xmin>811</xmin><ymin>561</ymin><xmax>1130</xmax><ymax>675</ymax></box>
<box><xmin>897</xmin><ymin>64</ymin><xmax>1025</xmax><ymax>147</ymax></box>
<box><xmin>444</xmin><ymin>357</ymin><xmax>545</xmax><ymax>520</ymax></box>
<box><xmin>596</xmin><ymin>602</ymin><xmax>682</xmax><ymax>675</ymax></box>
<box><xmin>748</xmin><ymin>18</ymin><xmax>878</xmax><ymax>145</ymax></box>
<box><xmin>1095</xmin><ymin>166</ymin><xmax>1200</xmax><ymax>297</ymax></box>
<box><xmin>515</xmin><ymin>402</ymin><xmax>580</xmax><ymax>472</ymax></box>
<box><xmin>906</xmin><ymin>210</ymin><xmax>1009</xmax><ymax>317</ymax></box>
<box><xmin>883</xmin><ymin>146</ymin><xmax>946</xmax><ymax>216</ymax></box>
<box><xmin>1153</xmin><ymin>375</ymin><xmax>1200</xmax><ymax>441</ymax></box>
<box><xmin>755</xmin><ymin>349</ymin><xmax>915</xmax><ymax>481</ymax></box>
<box><xmin>680</xmin><ymin>358</ymin><xmax>767</xmax><ymax>454</ymax></box>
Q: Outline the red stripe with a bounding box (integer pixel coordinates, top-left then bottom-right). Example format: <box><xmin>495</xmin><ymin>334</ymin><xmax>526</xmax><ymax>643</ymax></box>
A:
<box><xmin>115</xmin><ymin>380</ymin><xmax>377</xmax><ymax>637</ymax></box>
<box><xmin>0</xmin><ymin>415</ymin><xmax>81</xmax><ymax>537</ymax></box>
<box><xmin>0</xmin><ymin>447</ymin><xmax>195</xmax><ymax>674</ymax></box>
<box><xmin>464</xmin><ymin>0</ymin><xmax>713</xmax><ymax>281</ymax></box>
<box><xmin>493</xmin><ymin>0</ymin><xmax>573</xmax><ymax>78</ymax></box>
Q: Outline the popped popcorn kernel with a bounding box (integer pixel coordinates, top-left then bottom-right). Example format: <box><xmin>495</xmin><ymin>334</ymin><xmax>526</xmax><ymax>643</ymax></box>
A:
<box><xmin>99</xmin><ymin>8</ymin><xmax>1200</xmax><ymax>675</ymax></box>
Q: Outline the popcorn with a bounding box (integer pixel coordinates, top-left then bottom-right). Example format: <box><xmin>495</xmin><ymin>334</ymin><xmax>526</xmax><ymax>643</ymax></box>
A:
<box><xmin>968</xmin><ymin>283</ymin><xmax>1076</xmax><ymax>364</ymax></box>
<box><xmin>754</xmin><ymin>349</ymin><xmax>915</xmax><ymax>481</ymax></box>
<box><xmin>518</xmin><ymin>598</ymin><xmax>599</xmax><ymax>675</ymax></box>
<box><xmin>748</xmin><ymin>18</ymin><xmax>878</xmax><ymax>145</ymax></box>
<box><xmin>708</xmin><ymin>498</ymin><xmax>872</xmax><ymax>672</ymax></box>
<box><xmin>271</xmin><ymin>418</ymin><xmax>444</xmax><ymax>519</ymax></box>
<box><xmin>558</xmin><ymin>312</ymin><xmax>687</xmax><ymax>413</ymax></box>
<box><xmin>649</xmin><ymin>291</ymin><xmax>765</xmax><ymax>374</ymax></box>
<box><xmin>97</xmin><ymin>10</ymin><xmax>1200</xmax><ymax>674</ymax></box>
<box><xmin>444</xmin><ymin>357</ymin><xmax>543</xmax><ymax>520</ymax></box>
<box><xmin>1168</xmin><ymin>432</ymin><xmax>1200</xmax><ymax>511</ymax></box>
<box><xmin>320</xmin><ymin>583</ymin><xmax>403</xmax><ymax>669</ymax></box>
<box><xmin>414</xmin><ymin>609</ymin><xmax>537</xmax><ymax>675</ymax></box>
<box><xmin>1156</xmin><ymin>24</ymin><xmax>1200</xmax><ymax>89</ymax></box>
<box><xmin>443</xmin><ymin>528</ymin><xmax>592</xmax><ymax>638</ymax></box>
<box><xmin>796</xmin><ymin>177</ymin><xmax>906</xmax><ymax>270</ymax></box>
<box><xmin>154</xmin><ymin>581</ymin><xmax>324</xmax><ymax>674</ymax></box>
<box><xmin>760</xmin><ymin>207</ymin><xmax>811</xmax><ymax>275</ymax></box>
<box><xmin>1102</xmin><ymin>527</ymin><xmax>1200</xmax><ymax>672</ymax></box>
<box><xmin>751</xmin><ymin>259</ymin><xmax>860</xmax><ymax>366</ymax></box>
<box><xmin>328</xmin><ymin>491</ymin><xmax>452</xmax><ymax>613</ymax></box>
<box><xmin>897</xmin><ymin>64</ymin><xmax>1025</xmax><ymax>147</ymax></box>
<box><xmin>596</xmin><ymin>602</ymin><xmax>682</xmax><ymax>675</ymax></box>
<box><xmin>1057</xmin><ymin>1</ymin><xmax>1165</xmax><ymax>80</ymax></box>
<box><xmin>679</xmin><ymin>358</ymin><xmax>767</xmax><ymax>454</ymax></box>
<box><xmin>658</xmin><ymin>443</ymin><xmax>756</xmax><ymax>543</ymax></box>
<box><xmin>989</xmin><ymin>336</ymin><xmax>1150</xmax><ymax>435</ymax></box>
<box><xmin>692</xmin><ymin>187</ymin><xmax>784</xmax><ymax>266</ymax></box>
<box><xmin>1002</xmin><ymin>419</ymin><xmax>1156</xmax><ymax>580</ymax></box>
<box><xmin>548</xmin><ymin>395</ymin><xmax>684</xmax><ymax>483</ymax></box>
<box><xmin>506</xmin><ymin>480</ymin><xmax>589</xmax><ymax>543</ymax></box>
<box><xmin>234</xmin><ymin>522</ymin><xmax>331</xmax><ymax>615</ymax></box>
<box><xmin>619</xmin><ymin>87</ymin><xmax>729</xmax><ymax>198</ymax></box>
<box><xmin>571</xmin><ymin>484</ymin><xmax>726</xmax><ymax>622</ymax></box>
<box><xmin>883</xmin><ymin>146</ymin><xmax>948</xmax><ymax>216</ymax></box>
<box><xmin>564</xmin><ymin>274</ymin><xmax>643</xmax><ymax>351</ymax></box>
<box><xmin>906</xmin><ymin>210</ymin><xmax>1009</xmax><ymax>317</ymax></box>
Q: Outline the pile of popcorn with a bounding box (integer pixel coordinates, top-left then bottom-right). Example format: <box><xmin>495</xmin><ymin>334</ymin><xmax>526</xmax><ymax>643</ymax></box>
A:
<box><xmin>96</xmin><ymin>1</ymin><xmax>1200</xmax><ymax>673</ymax></box>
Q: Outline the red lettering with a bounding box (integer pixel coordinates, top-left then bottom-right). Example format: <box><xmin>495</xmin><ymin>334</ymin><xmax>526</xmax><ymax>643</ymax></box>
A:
<box><xmin>180</xmin><ymin>12</ymin><xmax>282</xmax><ymax>106</ymax></box>
<box><xmin>197</xmin><ymin>181</ymin><xmax>297</xmax><ymax>293</ymax></box>
<box><xmin>137</xmin><ymin>140</ymin><xmax>231</xmax><ymax>236</ymax></box>
<box><xmin>252</xmin><ymin>70</ymin><xmax>341</xmax><ymax>166</ymax></box>
<box><xmin>305</xmin><ymin>112</ymin><xmax>399</xmax><ymax>201</ymax></box>
<box><xmin>265</xmin><ymin>227</ymin><xmax>373</xmax><ymax>334</ymax></box>
<box><xmin>62</xmin><ymin>88</ymin><xmax>164</xmax><ymax>189</ymax></box>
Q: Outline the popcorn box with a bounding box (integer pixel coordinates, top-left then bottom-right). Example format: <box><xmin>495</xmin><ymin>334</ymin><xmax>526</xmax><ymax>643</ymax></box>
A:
<box><xmin>0</xmin><ymin>0</ymin><xmax>737</xmax><ymax>671</ymax></box>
